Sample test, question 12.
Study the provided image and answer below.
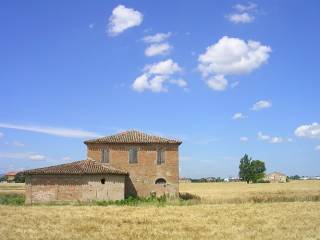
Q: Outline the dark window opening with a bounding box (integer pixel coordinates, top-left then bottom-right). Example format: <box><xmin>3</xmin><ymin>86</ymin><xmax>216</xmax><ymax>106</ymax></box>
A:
<box><xmin>157</xmin><ymin>148</ymin><xmax>165</xmax><ymax>165</ymax></box>
<box><xmin>101</xmin><ymin>178</ymin><xmax>106</xmax><ymax>184</ymax></box>
<box><xmin>101</xmin><ymin>148</ymin><xmax>109</xmax><ymax>163</ymax></box>
<box><xmin>155</xmin><ymin>178</ymin><xmax>166</xmax><ymax>184</ymax></box>
<box><xmin>129</xmin><ymin>147</ymin><xmax>138</xmax><ymax>164</ymax></box>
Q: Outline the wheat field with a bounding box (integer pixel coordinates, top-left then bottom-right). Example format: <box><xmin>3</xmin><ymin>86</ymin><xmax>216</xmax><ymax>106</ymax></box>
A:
<box><xmin>180</xmin><ymin>180</ymin><xmax>320</xmax><ymax>203</ymax></box>
<box><xmin>0</xmin><ymin>181</ymin><xmax>320</xmax><ymax>240</ymax></box>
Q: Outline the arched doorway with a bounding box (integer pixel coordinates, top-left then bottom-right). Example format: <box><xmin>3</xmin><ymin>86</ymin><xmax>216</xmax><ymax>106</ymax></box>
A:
<box><xmin>155</xmin><ymin>178</ymin><xmax>166</xmax><ymax>184</ymax></box>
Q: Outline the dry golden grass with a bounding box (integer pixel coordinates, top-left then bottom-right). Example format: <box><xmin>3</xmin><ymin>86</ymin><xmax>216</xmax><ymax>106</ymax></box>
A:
<box><xmin>1</xmin><ymin>181</ymin><xmax>320</xmax><ymax>239</ymax></box>
<box><xmin>180</xmin><ymin>180</ymin><xmax>320</xmax><ymax>203</ymax></box>
<box><xmin>0</xmin><ymin>202</ymin><xmax>320</xmax><ymax>240</ymax></box>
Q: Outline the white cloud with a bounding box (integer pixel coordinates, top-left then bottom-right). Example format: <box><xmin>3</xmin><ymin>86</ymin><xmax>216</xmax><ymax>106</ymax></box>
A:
<box><xmin>198</xmin><ymin>36</ymin><xmax>271</xmax><ymax>91</ymax></box>
<box><xmin>251</xmin><ymin>100</ymin><xmax>272</xmax><ymax>111</ymax></box>
<box><xmin>206</xmin><ymin>75</ymin><xmax>228</xmax><ymax>91</ymax></box>
<box><xmin>233</xmin><ymin>3</ymin><xmax>257</xmax><ymax>12</ymax></box>
<box><xmin>143</xmin><ymin>32</ymin><xmax>171</xmax><ymax>43</ymax></box>
<box><xmin>228</xmin><ymin>12</ymin><xmax>254</xmax><ymax>24</ymax></box>
<box><xmin>258</xmin><ymin>132</ymin><xmax>286</xmax><ymax>144</ymax></box>
<box><xmin>145</xmin><ymin>43</ymin><xmax>171</xmax><ymax>57</ymax></box>
<box><xmin>169</xmin><ymin>79</ymin><xmax>187</xmax><ymax>88</ymax></box>
<box><xmin>232</xmin><ymin>112</ymin><xmax>247</xmax><ymax>120</ymax></box>
<box><xmin>258</xmin><ymin>131</ymin><xmax>270</xmax><ymax>141</ymax></box>
<box><xmin>240</xmin><ymin>136</ymin><xmax>249</xmax><ymax>142</ymax></box>
<box><xmin>227</xmin><ymin>3</ymin><xmax>258</xmax><ymax>24</ymax></box>
<box><xmin>132</xmin><ymin>74</ymin><xmax>150</xmax><ymax>92</ymax></box>
<box><xmin>147</xmin><ymin>75</ymin><xmax>169</xmax><ymax>92</ymax></box>
<box><xmin>270</xmin><ymin>137</ymin><xmax>283</xmax><ymax>144</ymax></box>
<box><xmin>108</xmin><ymin>5</ymin><xmax>143</xmax><ymax>36</ymax></box>
<box><xmin>0</xmin><ymin>123</ymin><xmax>99</xmax><ymax>138</ymax></box>
<box><xmin>0</xmin><ymin>152</ymin><xmax>46</xmax><ymax>161</ymax></box>
<box><xmin>144</xmin><ymin>59</ymin><xmax>181</xmax><ymax>75</ymax></box>
<box><xmin>295</xmin><ymin>123</ymin><xmax>320</xmax><ymax>139</ymax></box>
<box><xmin>29</xmin><ymin>154</ymin><xmax>46</xmax><ymax>161</ymax></box>
<box><xmin>287</xmin><ymin>138</ymin><xmax>293</xmax><ymax>142</ymax></box>
<box><xmin>132</xmin><ymin>59</ymin><xmax>185</xmax><ymax>92</ymax></box>
<box><xmin>12</xmin><ymin>141</ymin><xmax>25</xmax><ymax>147</ymax></box>
<box><xmin>315</xmin><ymin>145</ymin><xmax>320</xmax><ymax>151</ymax></box>
<box><xmin>199</xmin><ymin>36</ymin><xmax>271</xmax><ymax>76</ymax></box>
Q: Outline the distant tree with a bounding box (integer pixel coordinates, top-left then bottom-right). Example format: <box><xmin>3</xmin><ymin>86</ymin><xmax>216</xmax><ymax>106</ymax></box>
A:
<box><xmin>14</xmin><ymin>172</ymin><xmax>25</xmax><ymax>183</ymax></box>
<box><xmin>250</xmin><ymin>160</ymin><xmax>266</xmax><ymax>183</ymax></box>
<box><xmin>239</xmin><ymin>154</ymin><xmax>266</xmax><ymax>183</ymax></box>
<box><xmin>289</xmin><ymin>175</ymin><xmax>301</xmax><ymax>180</ymax></box>
<box><xmin>239</xmin><ymin>154</ymin><xmax>252</xmax><ymax>184</ymax></box>
<box><xmin>0</xmin><ymin>175</ymin><xmax>6</xmax><ymax>182</ymax></box>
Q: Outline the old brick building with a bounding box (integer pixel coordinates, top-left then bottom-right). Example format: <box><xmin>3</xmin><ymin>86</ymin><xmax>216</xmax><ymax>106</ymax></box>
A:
<box><xmin>24</xmin><ymin>130</ymin><xmax>182</xmax><ymax>203</ymax></box>
<box><xmin>264</xmin><ymin>172</ymin><xmax>287</xmax><ymax>183</ymax></box>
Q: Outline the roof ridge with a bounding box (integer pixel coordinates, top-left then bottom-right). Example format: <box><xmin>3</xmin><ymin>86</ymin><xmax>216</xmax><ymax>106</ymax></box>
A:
<box><xmin>84</xmin><ymin>129</ymin><xmax>182</xmax><ymax>144</ymax></box>
<box><xmin>22</xmin><ymin>159</ymin><xmax>127</xmax><ymax>175</ymax></box>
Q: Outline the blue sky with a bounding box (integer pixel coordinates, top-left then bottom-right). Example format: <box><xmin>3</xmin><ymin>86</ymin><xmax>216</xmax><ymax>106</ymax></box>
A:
<box><xmin>1</xmin><ymin>0</ymin><xmax>319</xmax><ymax>177</ymax></box>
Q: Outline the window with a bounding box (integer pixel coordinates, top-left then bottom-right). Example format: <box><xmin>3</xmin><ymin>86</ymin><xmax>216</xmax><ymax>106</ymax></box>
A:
<box><xmin>101</xmin><ymin>148</ymin><xmax>109</xmax><ymax>163</ymax></box>
<box><xmin>157</xmin><ymin>148</ymin><xmax>165</xmax><ymax>165</ymax></box>
<box><xmin>101</xmin><ymin>178</ymin><xmax>105</xmax><ymax>184</ymax></box>
<box><xmin>129</xmin><ymin>147</ymin><xmax>138</xmax><ymax>164</ymax></box>
<box><xmin>155</xmin><ymin>178</ymin><xmax>166</xmax><ymax>184</ymax></box>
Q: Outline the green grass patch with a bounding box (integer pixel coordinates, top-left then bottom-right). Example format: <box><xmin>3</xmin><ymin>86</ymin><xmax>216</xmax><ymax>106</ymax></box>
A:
<box><xmin>0</xmin><ymin>193</ymin><xmax>25</xmax><ymax>205</ymax></box>
<box><xmin>93</xmin><ymin>195</ymin><xmax>168</xmax><ymax>206</ymax></box>
<box><xmin>93</xmin><ymin>194</ymin><xmax>202</xmax><ymax>207</ymax></box>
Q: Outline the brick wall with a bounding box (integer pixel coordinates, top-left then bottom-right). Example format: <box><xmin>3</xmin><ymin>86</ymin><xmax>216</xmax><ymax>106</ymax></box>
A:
<box><xmin>265</xmin><ymin>173</ymin><xmax>287</xmax><ymax>183</ymax></box>
<box><xmin>25</xmin><ymin>174</ymin><xmax>125</xmax><ymax>204</ymax></box>
<box><xmin>86</xmin><ymin>143</ymin><xmax>179</xmax><ymax>197</ymax></box>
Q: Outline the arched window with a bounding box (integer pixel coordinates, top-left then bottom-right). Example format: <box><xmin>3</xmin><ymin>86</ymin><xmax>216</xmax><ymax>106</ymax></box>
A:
<box><xmin>101</xmin><ymin>178</ymin><xmax>106</xmax><ymax>184</ymax></box>
<box><xmin>155</xmin><ymin>178</ymin><xmax>166</xmax><ymax>184</ymax></box>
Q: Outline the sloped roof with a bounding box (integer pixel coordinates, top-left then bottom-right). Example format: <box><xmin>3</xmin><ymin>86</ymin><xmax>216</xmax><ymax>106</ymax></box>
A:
<box><xmin>23</xmin><ymin>160</ymin><xmax>127</xmax><ymax>176</ymax></box>
<box><xmin>268</xmin><ymin>171</ymin><xmax>286</xmax><ymax>176</ymax></box>
<box><xmin>84</xmin><ymin>130</ymin><xmax>182</xmax><ymax>144</ymax></box>
<box><xmin>5</xmin><ymin>172</ymin><xmax>17</xmax><ymax>176</ymax></box>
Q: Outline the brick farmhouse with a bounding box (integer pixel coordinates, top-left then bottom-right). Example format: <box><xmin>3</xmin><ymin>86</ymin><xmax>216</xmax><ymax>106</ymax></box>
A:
<box><xmin>264</xmin><ymin>172</ymin><xmax>287</xmax><ymax>183</ymax></box>
<box><xmin>23</xmin><ymin>130</ymin><xmax>182</xmax><ymax>204</ymax></box>
<box><xmin>5</xmin><ymin>172</ymin><xmax>17</xmax><ymax>183</ymax></box>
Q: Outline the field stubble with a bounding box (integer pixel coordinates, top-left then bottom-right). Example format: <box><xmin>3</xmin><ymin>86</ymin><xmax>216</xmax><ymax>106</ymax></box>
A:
<box><xmin>0</xmin><ymin>181</ymin><xmax>319</xmax><ymax>239</ymax></box>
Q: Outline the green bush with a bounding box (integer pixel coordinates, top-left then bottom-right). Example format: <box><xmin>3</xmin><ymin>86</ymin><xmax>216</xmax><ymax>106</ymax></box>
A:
<box><xmin>256</xmin><ymin>179</ymin><xmax>270</xmax><ymax>183</ymax></box>
<box><xmin>0</xmin><ymin>194</ymin><xmax>25</xmax><ymax>205</ymax></box>
<box><xmin>94</xmin><ymin>195</ymin><xmax>167</xmax><ymax>206</ymax></box>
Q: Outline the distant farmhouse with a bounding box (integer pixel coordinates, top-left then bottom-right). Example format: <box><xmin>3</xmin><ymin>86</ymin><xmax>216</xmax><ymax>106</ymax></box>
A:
<box><xmin>5</xmin><ymin>172</ymin><xmax>17</xmax><ymax>183</ymax></box>
<box><xmin>23</xmin><ymin>130</ymin><xmax>182</xmax><ymax>204</ymax></box>
<box><xmin>264</xmin><ymin>172</ymin><xmax>287</xmax><ymax>183</ymax></box>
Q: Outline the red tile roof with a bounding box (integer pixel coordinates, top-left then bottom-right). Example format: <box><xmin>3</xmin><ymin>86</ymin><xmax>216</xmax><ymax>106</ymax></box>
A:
<box><xmin>23</xmin><ymin>160</ymin><xmax>127</xmax><ymax>175</ymax></box>
<box><xmin>84</xmin><ymin>130</ymin><xmax>182</xmax><ymax>144</ymax></box>
<box><xmin>5</xmin><ymin>172</ymin><xmax>17</xmax><ymax>176</ymax></box>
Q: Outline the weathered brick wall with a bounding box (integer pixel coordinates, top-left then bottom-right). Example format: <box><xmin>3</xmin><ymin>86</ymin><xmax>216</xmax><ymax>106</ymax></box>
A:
<box><xmin>265</xmin><ymin>173</ymin><xmax>287</xmax><ymax>183</ymax></box>
<box><xmin>25</xmin><ymin>174</ymin><xmax>125</xmax><ymax>204</ymax></box>
<box><xmin>86</xmin><ymin>143</ymin><xmax>179</xmax><ymax>197</ymax></box>
<box><xmin>266</xmin><ymin>174</ymin><xmax>286</xmax><ymax>183</ymax></box>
